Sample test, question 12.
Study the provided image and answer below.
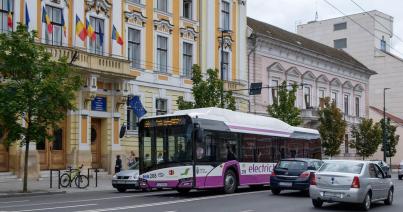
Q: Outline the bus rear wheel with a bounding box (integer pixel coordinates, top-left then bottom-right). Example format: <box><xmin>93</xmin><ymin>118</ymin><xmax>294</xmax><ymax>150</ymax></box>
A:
<box><xmin>176</xmin><ymin>188</ymin><xmax>191</xmax><ymax>194</ymax></box>
<box><xmin>223</xmin><ymin>170</ymin><xmax>237</xmax><ymax>194</ymax></box>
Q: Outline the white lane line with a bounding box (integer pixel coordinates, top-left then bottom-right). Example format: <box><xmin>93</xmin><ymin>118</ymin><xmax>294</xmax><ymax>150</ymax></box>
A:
<box><xmin>0</xmin><ymin>200</ymin><xmax>30</xmax><ymax>204</ymax></box>
<box><xmin>7</xmin><ymin>204</ymin><xmax>97</xmax><ymax>212</ymax></box>
<box><xmin>0</xmin><ymin>192</ymin><xmax>168</xmax><ymax>209</ymax></box>
<box><xmin>75</xmin><ymin>190</ymin><xmax>267</xmax><ymax>212</ymax></box>
<box><xmin>240</xmin><ymin>210</ymin><xmax>255</xmax><ymax>212</ymax></box>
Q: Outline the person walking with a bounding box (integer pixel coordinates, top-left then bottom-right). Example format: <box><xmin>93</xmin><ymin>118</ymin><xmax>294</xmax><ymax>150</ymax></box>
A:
<box><xmin>115</xmin><ymin>155</ymin><xmax>122</xmax><ymax>174</ymax></box>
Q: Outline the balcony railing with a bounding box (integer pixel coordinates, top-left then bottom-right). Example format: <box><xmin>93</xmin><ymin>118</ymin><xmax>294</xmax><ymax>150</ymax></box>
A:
<box><xmin>301</xmin><ymin>108</ymin><xmax>320</xmax><ymax>120</ymax></box>
<box><xmin>44</xmin><ymin>44</ymin><xmax>133</xmax><ymax>79</ymax></box>
<box><xmin>344</xmin><ymin>114</ymin><xmax>362</xmax><ymax>124</ymax></box>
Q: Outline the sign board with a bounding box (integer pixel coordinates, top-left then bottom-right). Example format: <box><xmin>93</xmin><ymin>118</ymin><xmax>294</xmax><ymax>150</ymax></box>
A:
<box><xmin>91</xmin><ymin>96</ymin><xmax>107</xmax><ymax>112</ymax></box>
<box><xmin>249</xmin><ymin>82</ymin><xmax>263</xmax><ymax>95</ymax></box>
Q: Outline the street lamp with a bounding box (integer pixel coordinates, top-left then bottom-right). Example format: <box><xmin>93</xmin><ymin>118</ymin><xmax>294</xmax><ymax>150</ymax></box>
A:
<box><xmin>383</xmin><ymin>88</ymin><xmax>390</xmax><ymax>163</ymax></box>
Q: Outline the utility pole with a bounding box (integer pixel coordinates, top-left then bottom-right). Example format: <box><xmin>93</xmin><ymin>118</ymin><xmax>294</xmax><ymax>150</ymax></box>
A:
<box><xmin>219</xmin><ymin>29</ymin><xmax>232</xmax><ymax>108</ymax></box>
<box><xmin>383</xmin><ymin>88</ymin><xmax>390</xmax><ymax>163</ymax></box>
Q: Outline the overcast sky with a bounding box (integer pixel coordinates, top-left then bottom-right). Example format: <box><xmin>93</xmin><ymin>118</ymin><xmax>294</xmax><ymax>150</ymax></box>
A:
<box><xmin>247</xmin><ymin>0</ymin><xmax>403</xmax><ymax>58</ymax></box>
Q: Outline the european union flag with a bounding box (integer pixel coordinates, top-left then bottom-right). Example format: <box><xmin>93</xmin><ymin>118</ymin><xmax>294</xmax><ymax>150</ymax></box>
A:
<box><xmin>129</xmin><ymin>96</ymin><xmax>147</xmax><ymax>118</ymax></box>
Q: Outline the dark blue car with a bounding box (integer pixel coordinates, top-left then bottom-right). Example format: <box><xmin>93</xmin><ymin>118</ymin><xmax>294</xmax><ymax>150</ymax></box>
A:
<box><xmin>270</xmin><ymin>158</ymin><xmax>323</xmax><ymax>195</ymax></box>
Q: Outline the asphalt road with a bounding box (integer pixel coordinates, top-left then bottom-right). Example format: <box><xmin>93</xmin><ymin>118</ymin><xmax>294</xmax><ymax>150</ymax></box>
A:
<box><xmin>1</xmin><ymin>178</ymin><xmax>402</xmax><ymax>212</ymax></box>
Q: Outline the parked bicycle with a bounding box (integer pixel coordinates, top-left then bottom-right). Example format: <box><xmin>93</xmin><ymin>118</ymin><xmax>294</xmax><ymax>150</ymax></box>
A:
<box><xmin>60</xmin><ymin>164</ymin><xmax>89</xmax><ymax>188</ymax></box>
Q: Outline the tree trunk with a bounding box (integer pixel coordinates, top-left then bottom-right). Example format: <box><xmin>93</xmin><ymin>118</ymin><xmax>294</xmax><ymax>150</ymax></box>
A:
<box><xmin>23</xmin><ymin>134</ymin><xmax>29</xmax><ymax>192</ymax></box>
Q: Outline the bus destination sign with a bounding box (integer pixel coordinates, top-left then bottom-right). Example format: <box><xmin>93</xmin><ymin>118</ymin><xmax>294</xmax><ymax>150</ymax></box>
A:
<box><xmin>143</xmin><ymin>116</ymin><xmax>187</xmax><ymax>128</ymax></box>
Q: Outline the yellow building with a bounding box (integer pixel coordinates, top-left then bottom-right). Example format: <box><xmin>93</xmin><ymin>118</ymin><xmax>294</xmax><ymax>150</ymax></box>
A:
<box><xmin>0</xmin><ymin>0</ymin><xmax>248</xmax><ymax>176</ymax></box>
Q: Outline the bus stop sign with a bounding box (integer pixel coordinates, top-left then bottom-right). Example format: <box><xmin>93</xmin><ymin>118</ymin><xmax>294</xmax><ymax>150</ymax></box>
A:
<box><xmin>249</xmin><ymin>82</ymin><xmax>262</xmax><ymax>95</ymax></box>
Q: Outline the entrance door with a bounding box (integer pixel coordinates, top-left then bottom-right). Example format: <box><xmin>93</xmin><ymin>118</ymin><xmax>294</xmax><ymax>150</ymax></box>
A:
<box><xmin>91</xmin><ymin>119</ymin><xmax>102</xmax><ymax>168</ymax></box>
<box><xmin>0</xmin><ymin>143</ymin><xmax>9</xmax><ymax>172</ymax></box>
<box><xmin>37</xmin><ymin>125</ymin><xmax>66</xmax><ymax>170</ymax></box>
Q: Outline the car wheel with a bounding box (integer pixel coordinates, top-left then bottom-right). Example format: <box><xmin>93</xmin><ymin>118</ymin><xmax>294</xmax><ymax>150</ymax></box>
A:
<box><xmin>271</xmin><ymin>188</ymin><xmax>281</xmax><ymax>195</ymax></box>
<box><xmin>361</xmin><ymin>192</ymin><xmax>371</xmax><ymax>211</ymax></box>
<box><xmin>117</xmin><ymin>188</ymin><xmax>127</xmax><ymax>193</ymax></box>
<box><xmin>312</xmin><ymin>199</ymin><xmax>323</xmax><ymax>208</ymax></box>
<box><xmin>384</xmin><ymin>188</ymin><xmax>393</xmax><ymax>205</ymax></box>
<box><xmin>223</xmin><ymin>170</ymin><xmax>237</xmax><ymax>194</ymax></box>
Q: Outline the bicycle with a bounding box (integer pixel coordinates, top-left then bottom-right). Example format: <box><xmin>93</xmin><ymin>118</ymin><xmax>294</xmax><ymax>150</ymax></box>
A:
<box><xmin>60</xmin><ymin>164</ymin><xmax>89</xmax><ymax>188</ymax></box>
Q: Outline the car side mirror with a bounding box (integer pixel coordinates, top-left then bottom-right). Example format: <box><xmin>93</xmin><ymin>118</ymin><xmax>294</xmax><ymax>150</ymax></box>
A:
<box><xmin>307</xmin><ymin>166</ymin><xmax>316</xmax><ymax>171</ymax></box>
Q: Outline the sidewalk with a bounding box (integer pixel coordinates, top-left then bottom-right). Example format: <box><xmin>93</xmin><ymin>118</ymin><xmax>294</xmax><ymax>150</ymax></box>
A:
<box><xmin>0</xmin><ymin>175</ymin><xmax>115</xmax><ymax>198</ymax></box>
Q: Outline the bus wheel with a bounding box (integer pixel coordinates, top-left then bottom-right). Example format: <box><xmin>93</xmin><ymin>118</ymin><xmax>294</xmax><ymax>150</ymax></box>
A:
<box><xmin>176</xmin><ymin>188</ymin><xmax>191</xmax><ymax>194</ymax></box>
<box><xmin>223</xmin><ymin>170</ymin><xmax>237</xmax><ymax>194</ymax></box>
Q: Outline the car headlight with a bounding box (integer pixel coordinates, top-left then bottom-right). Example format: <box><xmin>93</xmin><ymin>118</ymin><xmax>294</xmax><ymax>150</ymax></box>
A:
<box><xmin>112</xmin><ymin>174</ymin><xmax>117</xmax><ymax>179</ymax></box>
<box><xmin>133</xmin><ymin>174</ymin><xmax>139</xmax><ymax>180</ymax></box>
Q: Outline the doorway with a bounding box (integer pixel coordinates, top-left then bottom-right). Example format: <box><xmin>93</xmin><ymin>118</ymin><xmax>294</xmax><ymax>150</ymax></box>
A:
<box><xmin>0</xmin><ymin>143</ymin><xmax>9</xmax><ymax>172</ymax></box>
<box><xmin>91</xmin><ymin>118</ymin><xmax>102</xmax><ymax>168</ymax></box>
<box><xmin>37</xmin><ymin>124</ymin><xmax>66</xmax><ymax>170</ymax></box>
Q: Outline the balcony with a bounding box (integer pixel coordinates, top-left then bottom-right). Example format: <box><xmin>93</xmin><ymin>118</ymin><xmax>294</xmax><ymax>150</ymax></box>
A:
<box><xmin>224</xmin><ymin>80</ymin><xmax>247</xmax><ymax>94</ymax></box>
<box><xmin>343</xmin><ymin>114</ymin><xmax>362</xmax><ymax>124</ymax></box>
<box><xmin>44</xmin><ymin>44</ymin><xmax>134</xmax><ymax>80</ymax></box>
<box><xmin>301</xmin><ymin>107</ymin><xmax>320</xmax><ymax>128</ymax></box>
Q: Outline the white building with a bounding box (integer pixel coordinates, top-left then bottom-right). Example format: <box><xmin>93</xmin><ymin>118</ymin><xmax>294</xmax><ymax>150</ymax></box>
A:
<box><xmin>298</xmin><ymin>10</ymin><xmax>403</xmax><ymax>166</ymax></box>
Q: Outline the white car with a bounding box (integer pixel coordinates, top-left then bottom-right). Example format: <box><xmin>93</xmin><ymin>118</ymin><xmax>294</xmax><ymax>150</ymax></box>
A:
<box><xmin>112</xmin><ymin>162</ymin><xmax>139</xmax><ymax>192</ymax></box>
<box><xmin>399</xmin><ymin>161</ymin><xmax>403</xmax><ymax>180</ymax></box>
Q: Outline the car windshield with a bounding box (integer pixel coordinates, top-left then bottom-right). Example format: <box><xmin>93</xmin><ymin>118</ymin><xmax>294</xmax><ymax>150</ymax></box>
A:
<box><xmin>277</xmin><ymin>160</ymin><xmax>307</xmax><ymax>170</ymax></box>
<box><xmin>128</xmin><ymin>162</ymin><xmax>139</xmax><ymax>170</ymax></box>
<box><xmin>319</xmin><ymin>161</ymin><xmax>364</xmax><ymax>174</ymax></box>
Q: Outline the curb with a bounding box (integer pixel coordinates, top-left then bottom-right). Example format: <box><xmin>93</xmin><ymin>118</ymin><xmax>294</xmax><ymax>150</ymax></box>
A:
<box><xmin>0</xmin><ymin>191</ymin><xmax>66</xmax><ymax>198</ymax></box>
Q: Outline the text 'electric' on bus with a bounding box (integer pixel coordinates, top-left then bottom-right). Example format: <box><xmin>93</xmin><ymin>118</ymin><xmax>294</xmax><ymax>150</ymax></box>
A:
<box><xmin>138</xmin><ymin>107</ymin><xmax>321</xmax><ymax>194</ymax></box>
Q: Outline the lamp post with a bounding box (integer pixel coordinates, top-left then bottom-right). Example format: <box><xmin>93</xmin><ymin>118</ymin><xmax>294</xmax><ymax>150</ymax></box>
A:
<box><xmin>383</xmin><ymin>88</ymin><xmax>390</xmax><ymax>163</ymax></box>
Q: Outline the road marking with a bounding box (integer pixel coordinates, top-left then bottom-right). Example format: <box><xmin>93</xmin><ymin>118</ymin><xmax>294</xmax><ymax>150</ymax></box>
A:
<box><xmin>0</xmin><ymin>193</ymin><xmax>168</xmax><ymax>209</ymax></box>
<box><xmin>75</xmin><ymin>190</ymin><xmax>267</xmax><ymax>212</ymax></box>
<box><xmin>6</xmin><ymin>204</ymin><xmax>97</xmax><ymax>212</ymax></box>
<box><xmin>240</xmin><ymin>210</ymin><xmax>255</xmax><ymax>212</ymax></box>
<box><xmin>0</xmin><ymin>200</ymin><xmax>30</xmax><ymax>204</ymax></box>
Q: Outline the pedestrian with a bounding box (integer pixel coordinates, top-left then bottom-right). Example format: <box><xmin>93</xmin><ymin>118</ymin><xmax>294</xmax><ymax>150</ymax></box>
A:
<box><xmin>115</xmin><ymin>155</ymin><xmax>122</xmax><ymax>174</ymax></box>
<box><xmin>127</xmin><ymin>151</ymin><xmax>136</xmax><ymax>167</ymax></box>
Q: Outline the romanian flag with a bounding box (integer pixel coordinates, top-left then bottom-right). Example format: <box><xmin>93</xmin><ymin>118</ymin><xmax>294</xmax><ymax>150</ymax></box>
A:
<box><xmin>61</xmin><ymin>13</ymin><xmax>66</xmax><ymax>37</ymax></box>
<box><xmin>7</xmin><ymin>0</ymin><xmax>12</xmax><ymax>28</ymax></box>
<box><xmin>42</xmin><ymin>6</ymin><xmax>53</xmax><ymax>33</ymax></box>
<box><xmin>86</xmin><ymin>18</ymin><xmax>96</xmax><ymax>41</ymax></box>
<box><xmin>112</xmin><ymin>25</ymin><xmax>123</xmax><ymax>46</ymax></box>
<box><xmin>75</xmin><ymin>15</ymin><xmax>86</xmax><ymax>41</ymax></box>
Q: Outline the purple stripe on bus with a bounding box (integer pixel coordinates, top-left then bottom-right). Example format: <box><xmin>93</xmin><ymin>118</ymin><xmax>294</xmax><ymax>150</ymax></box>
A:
<box><xmin>227</xmin><ymin>125</ymin><xmax>291</xmax><ymax>135</ymax></box>
<box><xmin>239</xmin><ymin>174</ymin><xmax>270</xmax><ymax>185</ymax></box>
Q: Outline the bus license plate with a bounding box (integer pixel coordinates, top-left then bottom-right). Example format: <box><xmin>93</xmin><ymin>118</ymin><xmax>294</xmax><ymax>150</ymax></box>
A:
<box><xmin>279</xmin><ymin>182</ymin><xmax>292</xmax><ymax>187</ymax></box>
<box><xmin>156</xmin><ymin>182</ymin><xmax>167</xmax><ymax>187</ymax></box>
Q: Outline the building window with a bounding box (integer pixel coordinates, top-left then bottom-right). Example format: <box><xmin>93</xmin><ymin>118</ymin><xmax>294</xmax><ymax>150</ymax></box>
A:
<box><xmin>156</xmin><ymin>98</ymin><xmax>168</xmax><ymax>115</ymax></box>
<box><xmin>157</xmin><ymin>0</ymin><xmax>168</xmax><ymax>12</ymax></box>
<box><xmin>0</xmin><ymin>0</ymin><xmax>12</xmax><ymax>33</ymax></box>
<box><xmin>344</xmin><ymin>94</ymin><xmax>349</xmax><ymax>115</ymax></box>
<box><xmin>53</xmin><ymin>128</ymin><xmax>63</xmax><ymax>150</ymax></box>
<box><xmin>128</xmin><ymin>28</ymin><xmax>141</xmax><ymax>69</ymax></box>
<box><xmin>89</xmin><ymin>17</ymin><xmax>104</xmax><ymax>55</ymax></box>
<box><xmin>127</xmin><ymin>97</ymin><xmax>139</xmax><ymax>131</ymax></box>
<box><xmin>183</xmin><ymin>0</ymin><xmax>192</xmax><ymax>19</ymax></box>
<box><xmin>44</xmin><ymin>5</ymin><xmax>63</xmax><ymax>46</ymax></box>
<box><xmin>304</xmin><ymin>86</ymin><xmax>311</xmax><ymax>108</ymax></box>
<box><xmin>344</xmin><ymin>134</ymin><xmax>349</xmax><ymax>154</ymax></box>
<box><xmin>355</xmin><ymin>97</ymin><xmax>360</xmax><ymax>117</ymax></box>
<box><xmin>271</xmin><ymin>80</ymin><xmax>279</xmax><ymax>103</ymax></box>
<box><xmin>222</xmin><ymin>51</ymin><xmax>229</xmax><ymax>80</ymax></box>
<box><xmin>334</xmin><ymin>38</ymin><xmax>347</xmax><ymax>49</ymax></box>
<box><xmin>128</xmin><ymin>0</ymin><xmax>141</xmax><ymax>4</ymax></box>
<box><xmin>331</xmin><ymin>92</ymin><xmax>337</xmax><ymax>105</ymax></box>
<box><xmin>183</xmin><ymin>42</ymin><xmax>193</xmax><ymax>78</ymax></box>
<box><xmin>221</xmin><ymin>1</ymin><xmax>230</xmax><ymax>30</ymax></box>
<box><xmin>333</xmin><ymin>22</ymin><xmax>347</xmax><ymax>31</ymax></box>
<box><xmin>157</xmin><ymin>35</ymin><xmax>168</xmax><ymax>72</ymax></box>
<box><xmin>380</xmin><ymin>36</ymin><xmax>386</xmax><ymax>51</ymax></box>
<box><xmin>319</xmin><ymin>89</ymin><xmax>325</xmax><ymax>108</ymax></box>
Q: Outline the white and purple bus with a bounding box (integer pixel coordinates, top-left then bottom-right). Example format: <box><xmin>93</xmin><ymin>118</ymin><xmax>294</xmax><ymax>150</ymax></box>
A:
<box><xmin>138</xmin><ymin>107</ymin><xmax>321</xmax><ymax>194</ymax></box>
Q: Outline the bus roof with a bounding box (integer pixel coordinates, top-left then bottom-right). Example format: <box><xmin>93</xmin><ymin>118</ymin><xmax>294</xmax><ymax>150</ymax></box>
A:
<box><xmin>144</xmin><ymin>107</ymin><xmax>320</xmax><ymax>139</ymax></box>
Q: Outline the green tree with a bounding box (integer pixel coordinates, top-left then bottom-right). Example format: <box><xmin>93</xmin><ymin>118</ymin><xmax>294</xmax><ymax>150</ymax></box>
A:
<box><xmin>318</xmin><ymin>97</ymin><xmax>347</xmax><ymax>157</ymax></box>
<box><xmin>350</xmin><ymin>118</ymin><xmax>382</xmax><ymax>160</ymax></box>
<box><xmin>0</xmin><ymin>25</ymin><xmax>81</xmax><ymax>192</ymax></box>
<box><xmin>380</xmin><ymin>118</ymin><xmax>400</xmax><ymax>158</ymax></box>
<box><xmin>177</xmin><ymin>65</ymin><xmax>236</xmax><ymax>110</ymax></box>
<box><xmin>267</xmin><ymin>81</ymin><xmax>301</xmax><ymax>126</ymax></box>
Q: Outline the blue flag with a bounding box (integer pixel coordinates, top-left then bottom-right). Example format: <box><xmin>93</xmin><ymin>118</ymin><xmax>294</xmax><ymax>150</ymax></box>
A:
<box><xmin>129</xmin><ymin>96</ymin><xmax>147</xmax><ymax>118</ymax></box>
<box><xmin>98</xmin><ymin>21</ymin><xmax>103</xmax><ymax>46</ymax></box>
<box><xmin>25</xmin><ymin>2</ymin><xmax>30</xmax><ymax>30</ymax></box>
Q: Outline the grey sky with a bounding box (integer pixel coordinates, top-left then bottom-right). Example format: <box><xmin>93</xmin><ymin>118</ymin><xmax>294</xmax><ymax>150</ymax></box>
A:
<box><xmin>247</xmin><ymin>0</ymin><xmax>403</xmax><ymax>57</ymax></box>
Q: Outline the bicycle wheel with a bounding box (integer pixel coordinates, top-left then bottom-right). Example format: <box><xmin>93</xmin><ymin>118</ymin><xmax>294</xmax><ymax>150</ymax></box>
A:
<box><xmin>75</xmin><ymin>175</ymin><xmax>89</xmax><ymax>189</ymax></box>
<box><xmin>60</xmin><ymin>173</ymin><xmax>71</xmax><ymax>188</ymax></box>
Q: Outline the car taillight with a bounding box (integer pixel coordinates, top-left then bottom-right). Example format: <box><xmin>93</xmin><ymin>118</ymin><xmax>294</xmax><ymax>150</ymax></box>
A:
<box><xmin>351</xmin><ymin>176</ymin><xmax>360</xmax><ymax>188</ymax></box>
<box><xmin>298</xmin><ymin>171</ymin><xmax>310</xmax><ymax>180</ymax></box>
<box><xmin>271</xmin><ymin>171</ymin><xmax>276</xmax><ymax>177</ymax></box>
<box><xmin>309</xmin><ymin>172</ymin><xmax>317</xmax><ymax>185</ymax></box>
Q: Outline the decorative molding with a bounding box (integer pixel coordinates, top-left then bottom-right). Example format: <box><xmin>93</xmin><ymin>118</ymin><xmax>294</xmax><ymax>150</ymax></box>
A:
<box><xmin>238</xmin><ymin>0</ymin><xmax>246</xmax><ymax>5</ymax></box>
<box><xmin>316</xmin><ymin>74</ymin><xmax>329</xmax><ymax>84</ymax></box>
<box><xmin>50</xmin><ymin>0</ymin><xmax>69</xmax><ymax>7</ymax></box>
<box><xmin>342</xmin><ymin>81</ymin><xmax>353</xmax><ymax>89</ymax></box>
<box><xmin>218</xmin><ymin>37</ymin><xmax>233</xmax><ymax>50</ymax></box>
<box><xmin>354</xmin><ymin>84</ymin><xmax>364</xmax><ymax>92</ymax></box>
<box><xmin>180</xmin><ymin>27</ymin><xmax>198</xmax><ymax>41</ymax></box>
<box><xmin>85</xmin><ymin>0</ymin><xmax>112</xmax><ymax>17</ymax></box>
<box><xmin>125</xmin><ymin>10</ymin><xmax>147</xmax><ymax>27</ymax></box>
<box><xmin>154</xmin><ymin>19</ymin><xmax>174</xmax><ymax>34</ymax></box>
<box><xmin>302</xmin><ymin>71</ymin><xmax>316</xmax><ymax>81</ymax></box>
<box><xmin>330</xmin><ymin>78</ymin><xmax>342</xmax><ymax>87</ymax></box>
<box><xmin>267</xmin><ymin>62</ymin><xmax>285</xmax><ymax>74</ymax></box>
<box><xmin>285</xmin><ymin>67</ymin><xmax>301</xmax><ymax>78</ymax></box>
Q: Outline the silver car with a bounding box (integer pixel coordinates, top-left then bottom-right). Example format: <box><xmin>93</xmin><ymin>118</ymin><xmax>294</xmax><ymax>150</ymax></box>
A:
<box><xmin>112</xmin><ymin>162</ymin><xmax>139</xmax><ymax>192</ymax></box>
<box><xmin>399</xmin><ymin>161</ymin><xmax>403</xmax><ymax>180</ymax></box>
<box><xmin>310</xmin><ymin>160</ymin><xmax>394</xmax><ymax>211</ymax></box>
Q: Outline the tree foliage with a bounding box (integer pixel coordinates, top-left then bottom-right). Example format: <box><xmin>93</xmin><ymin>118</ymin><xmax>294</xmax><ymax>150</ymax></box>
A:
<box><xmin>380</xmin><ymin>118</ymin><xmax>400</xmax><ymax>158</ymax></box>
<box><xmin>0</xmin><ymin>25</ymin><xmax>82</xmax><ymax>192</ymax></box>
<box><xmin>350</xmin><ymin>118</ymin><xmax>382</xmax><ymax>160</ymax></box>
<box><xmin>177</xmin><ymin>65</ymin><xmax>236</xmax><ymax>110</ymax></box>
<box><xmin>318</xmin><ymin>97</ymin><xmax>347</xmax><ymax>157</ymax></box>
<box><xmin>267</xmin><ymin>81</ymin><xmax>301</xmax><ymax>126</ymax></box>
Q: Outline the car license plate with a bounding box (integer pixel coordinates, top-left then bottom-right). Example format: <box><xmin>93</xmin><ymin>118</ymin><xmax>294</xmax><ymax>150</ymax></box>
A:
<box><xmin>324</xmin><ymin>192</ymin><xmax>342</xmax><ymax>198</ymax></box>
<box><xmin>279</xmin><ymin>182</ymin><xmax>292</xmax><ymax>187</ymax></box>
<box><xmin>113</xmin><ymin>180</ymin><xmax>125</xmax><ymax>184</ymax></box>
<box><xmin>156</xmin><ymin>182</ymin><xmax>167</xmax><ymax>187</ymax></box>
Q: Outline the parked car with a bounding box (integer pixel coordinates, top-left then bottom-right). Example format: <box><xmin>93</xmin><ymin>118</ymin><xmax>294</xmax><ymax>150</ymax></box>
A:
<box><xmin>310</xmin><ymin>160</ymin><xmax>394</xmax><ymax>211</ymax></box>
<box><xmin>270</xmin><ymin>158</ymin><xmax>323</xmax><ymax>195</ymax></box>
<box><xmin>112</xmin><ymin>162</ymin><xmax>139</xmax><ymax>192</ymax></box>
<box><xmin>370</xmin><ymin>160</ymin><xmax>390</xmax><ymax>176</ymax></box>
<box><xmin>399</xmin><ymin>161</ymin><xmax>403</xmax><ymax>180</ymax></box>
